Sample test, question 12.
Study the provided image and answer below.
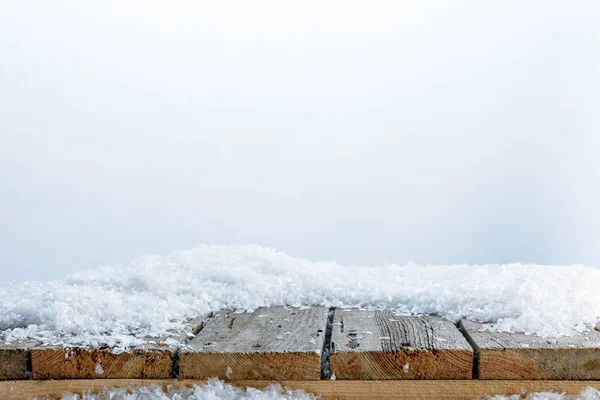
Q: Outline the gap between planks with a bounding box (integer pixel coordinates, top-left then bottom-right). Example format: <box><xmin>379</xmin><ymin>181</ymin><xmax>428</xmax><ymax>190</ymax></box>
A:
<box><xmin>2</xmin><ymin>379</ymin><xmax>600</xmax><ymax>400</ymax></box>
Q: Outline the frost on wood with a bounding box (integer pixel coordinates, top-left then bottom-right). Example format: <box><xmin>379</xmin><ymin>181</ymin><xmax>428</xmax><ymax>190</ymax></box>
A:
<box><xmin>1</xmin><ymin>244</ymin><xmax>600</xmax><ymax>347</ymax></box>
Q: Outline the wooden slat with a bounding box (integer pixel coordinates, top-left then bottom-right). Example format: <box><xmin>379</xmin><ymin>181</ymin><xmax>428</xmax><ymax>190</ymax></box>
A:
<box><xmin>330</xmin><ymin>310</ymin><xmax>473</xmax><ymax>379</ymax></box>
<box><xmin>179</xmin><ymin>306</ymin><xmax>329</xmax><ymax>380</ymax></box>
<box><xmin>459</xmin><ymin>319</ymin><xmax>600</xmax><ymax>379</ymax></box>
<box><xmin>31</xmin><ymin>346</ymin><xmax>177</xmax><ymax>380</ymax></box>
<box><xmin>31</xmin><ymin>317</ymin><xmax>206</xmax><ymax>379</ymax></box>
<box><xmin>2</xmin><ymin>379</ymin><xmax>600</xmax><ymax>400</ymax></box>
<box><xmin>0</xmin><ymin>341</ymin><xmax>39</xmax><ymax>380</ymax></box>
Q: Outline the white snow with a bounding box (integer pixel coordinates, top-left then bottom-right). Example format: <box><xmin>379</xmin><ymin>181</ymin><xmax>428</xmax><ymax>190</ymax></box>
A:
<box><xmin>38</xmin><ymin>379</ymin><xmax>318</xmax><ymax>400</ymax></box>
<box><xmin>32</xmin><ymin>382</ymin><xmax>600</xmax><ymax>400</ymax></box>
<box><xmin>486</xmin><ymin>387</ymin><xmax>600</xmax><ymax>400</ymax></box>
<box><xmin>95</xmin><ymin>362</ymin><xmax>104</xmax><ymax>375</ymax></box>
<box><xmin>1</xmin><ymin>245</ymin><xmax>600</xmax><ymax>348</ymax></box>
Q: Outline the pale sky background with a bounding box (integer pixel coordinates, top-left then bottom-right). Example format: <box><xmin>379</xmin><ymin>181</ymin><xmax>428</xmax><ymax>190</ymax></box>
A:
<box><xmin>1</xmin><ymin>1</ymin><xmax>599</xmax><ymax>281</ymax></box>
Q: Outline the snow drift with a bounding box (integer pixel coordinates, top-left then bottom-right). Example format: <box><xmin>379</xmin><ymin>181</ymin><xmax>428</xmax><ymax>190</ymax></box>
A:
<box><xmin>2</xmin><ymin>245</ymin><xmax>599</xmax><ymax>348</ymax></box>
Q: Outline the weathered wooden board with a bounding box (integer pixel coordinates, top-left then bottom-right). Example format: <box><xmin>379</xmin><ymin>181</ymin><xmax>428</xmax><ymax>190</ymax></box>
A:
<box><xmin>2</xmin><ymin>379</ymin><xmax>600</xmax><ymax>400</ymax></box>
<box><xmin>31</xmin><ymin>317</ymin><xmax>206</xmax><ymax>379</ymax></box>
<box><xmin>0</xmin><ymin>341</ymin><xmax>39</xmax><ymax>380</ymax></box>
<box><xmin>459</xmin><ymin>319</ymin><xmax>600</xmax><ymax>379</ymax></box>
<box><xmin>329</xmin><ymin>310</ymin><xmax>473</xmax><ymax>379</ymax></box>
<box><xmin>179</xmin><ymin>306</ymin><xmax>329</xmax><ymax>380</ymax></box>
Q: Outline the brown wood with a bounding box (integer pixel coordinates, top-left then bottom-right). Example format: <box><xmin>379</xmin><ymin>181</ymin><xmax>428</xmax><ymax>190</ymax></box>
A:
<box><xmin>0</xmin><ymin>341</ymin><xmax>39</xmax><ymax>380</ymax></box>
<box><xmin>2</xmin><ymin>379</ymin><xmax>600</xmax><ymax>400</ymax></box>
<box><xmin>31</xmin><ymin>317</ymin><xmax>206</xmax><ymax>379</ymax></box>
<box><xmin>330</xmin><ymin>310</ymin><xmax>473</xmax><ymax>379</ymax></box>
<box><xmin>459</xmin><ymin>319</ymin><xmax>600</xmax><ymax>380</ymax></box>
<box><xmin>179</xmin><ymin>306</ymin><xmax>329</xmax><ymax>380</ymax></box>
<box><xmin>31</xmin><ymin>346</ymin><xmax>176</xmax><ymax>380</ymax></box>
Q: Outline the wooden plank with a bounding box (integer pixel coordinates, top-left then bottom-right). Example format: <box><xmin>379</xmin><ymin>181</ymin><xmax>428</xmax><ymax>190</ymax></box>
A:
<box><xmin>31</xmin><ymin>316</ymin><xmax>206</xmax><ymax>379</ymax></box>
<box><xmin>179</xmin><ymin>306</ymin><xmax>329</xmax><ymax>380</ymax></box>
<box><xmin>31</xmin><ymin>346</ymin><xmax>176</xmax><ymax>380</ymax></box>
<box><xmin>459</xmin><ymin>319</ymin><xmax>600</xmax><ymax>379</ymax></box>
<box><xmin>0</xmin><ymin>341</ymin><xmax>39</xmax><ymax>380</ymax></box>
<box><xmin>2</xmin><ymin>379</ymin><xmax>600</xmax><ymax>400</ymax></box>
<box><xmin>329</xmin><ymin>310</ymin><xmax>473</xmax><ymax>379</ymax></box>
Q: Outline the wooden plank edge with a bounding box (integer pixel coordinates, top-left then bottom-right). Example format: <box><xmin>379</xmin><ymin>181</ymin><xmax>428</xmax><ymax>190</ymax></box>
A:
<box><xmin>0</xmin><ymin>347</ymin><xmax>32</xmax><ymax>381</ymax></box>
<box><xmin>0</xmin><ymin>312</ymin><xmax>214</xmax><ymax>380</ymax></box>
<box><xmin>2</xmin><ymin>379</ymin><xmax>600</xmax><ymax>400</ymax></box>
<box><xmin>178</xmin><ymin>351</ymin><xmax>323</xmax><ymax>380</ymax></box>
<box><xmin>28</xmin><ymin>313</ymin><xmax>214</xmax><ymax>380</ymax></box>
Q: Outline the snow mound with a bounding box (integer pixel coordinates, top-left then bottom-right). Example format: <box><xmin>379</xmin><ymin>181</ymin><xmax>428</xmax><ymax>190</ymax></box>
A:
<box><xmin>2</xmin><ymin>245</ymin><xmax>600</xmax><ymax>348</ymax></box>
<box><xmin>36</xmin><ymin>379</ymin><xmax>318</xmax><ymax>399</ymax></box>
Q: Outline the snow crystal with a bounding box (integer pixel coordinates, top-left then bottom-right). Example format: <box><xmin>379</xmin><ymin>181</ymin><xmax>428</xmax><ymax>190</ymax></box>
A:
<box><xmin>94</xmin><ymin>362</ymin><xmax>104</xmax><ymax>375</ymax></box>
<box><xmin>1</xmin><ymin>244</ymin><xmax>600</xmax><ymax>347</ymax></box>
<box><xmin>36</xmin><ymin>379</ymin><xmax>318</xmax><ymax>400</ymax></box>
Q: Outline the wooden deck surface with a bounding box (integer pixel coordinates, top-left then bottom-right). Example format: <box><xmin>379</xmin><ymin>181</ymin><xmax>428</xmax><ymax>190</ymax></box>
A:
<box><xmin>2</xmin><ymin>307</ymin><xmax>600</xmax><ymax>391</ymax></box>
<box><xmin>329</xmin><ymin>310</ymin><xmax>473</xmax><ymax>379</ymax></box>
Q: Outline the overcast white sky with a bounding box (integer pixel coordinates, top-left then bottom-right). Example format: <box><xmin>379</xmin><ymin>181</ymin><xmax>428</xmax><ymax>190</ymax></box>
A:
<box><xmin>1</xmin><ymin>1</ymin><xmax>599</xmax><ymax>281</ymax></box>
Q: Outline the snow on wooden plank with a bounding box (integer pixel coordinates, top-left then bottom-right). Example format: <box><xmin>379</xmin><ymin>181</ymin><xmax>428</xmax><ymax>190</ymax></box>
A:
<box><xmin>31</xmin><ymin>317</ymin><xmax>206</xmax><ymax>379</ymax></box>
<box><xmin>0</xmin><ymin>341</ymin><xmax>39</xmax><ymax>380</ymax></box>
<box><xmin>329</xmin><ymin>310</ymin><xmax>473</xmax><ymax>379</ymax></box>
<box><xmin>5</xmin><ymin>379</ymin><xmax>600</xmax><ymax>400</ymax></box>
<box><xmin>459</xmin><ymin>319</ymin><xmax>600</xmax><ymax>379</ymax></box>
<box><xmin>179</xmin><ymin>306</ymin><xmax>329</xmax><ymax>380</ymax></box>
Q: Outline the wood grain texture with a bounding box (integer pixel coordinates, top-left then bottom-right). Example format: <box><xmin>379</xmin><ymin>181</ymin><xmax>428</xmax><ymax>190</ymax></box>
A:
<box><xmin>179</xmin><ymin>307</ymin><xmax>329</xmax><ymax>380</ymax></box>
<box><xmin>2</xmin><ymin>379</ymin><xmax>600</xmax><ymax>400</ymax></box>
<box><xmin>459</xmin><ymin>319</ymin><xmax>600</xmax><ymax>380</ymax></box>
<box><xmin>330</xmin><ymin>310</ymin><xmax>473</xmax><ymax>379</ymax></box>
<box><xmin>31</xmin><ymin>317</ymin><xmax>206</xmax><ymax>379</ymax></box>
<box><xmin>0</xmin><ymin>341</ymin><xmax>39</xmax><ymax>380</ymax></box>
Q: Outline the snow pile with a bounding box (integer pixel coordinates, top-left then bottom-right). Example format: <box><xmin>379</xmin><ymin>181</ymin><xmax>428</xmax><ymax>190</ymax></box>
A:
<box><xmin>35</xmin><ymin>379</ymin><xmax>318</xmax><ymax>400</ymax></box>
<box><xmin>486</xmin><ymin>387</ymin><xmax>600</xmax><ymax>400</ymax></box>
<box><xmin>2</xmin><ymin>245</ymin><xmax>600</xmax><ymax>348</ymax></box>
